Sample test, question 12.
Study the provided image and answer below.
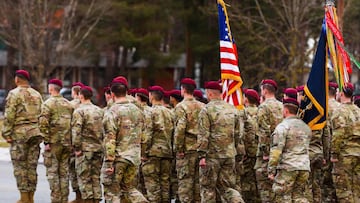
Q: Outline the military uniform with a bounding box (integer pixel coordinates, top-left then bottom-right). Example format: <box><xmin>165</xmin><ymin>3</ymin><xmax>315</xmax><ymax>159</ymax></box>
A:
<box><xmin>268</xmin><ymin>115</ymin><xmax>311</xmax><ymax>203</ymax></box>
<box><xmin>330</xmin><ymin>102</ymin><xmax>360</xmax><ymax>203</ymax></box>
<box><xmin>240</xmin><ymin>104</ymin><xmax>260</xmax><ymax>202</ymax></box>
<box><xmin>69</xmin><ymin>97</ymin><xmax>82</xmax><ymax>196</ymax></box>
<box><xmin>197</xmin><ymin>98</ymin><xmax>245</xmax><ymax>203</ymax></box>
<box><xmin>2</xmin><ymin>85</ymin><xmax>43</xmax><ymax>201</ymax></box>
<box><xmin>142</xmin><ymin>103</ymin><xmax>174</xmax><ymax>203</ymax></box>
<box><xmin>103</xmin><ymin>100</ymin><xmax>148</xmax><ymax>203</ymax></box>
<box><xmin>72</xmin><ymin>103</ymin><xmax>104</xmax><ymax>201</ymax></box>
<box><xmin>39</xmin><ymin>94</ymin><xmax>73</xmax><ymax>203</ymax></box>
<box><xmin>173</xmin><ymin>97</ymin><xmax>205</xmax><ymax>203</ymax></box>
<box><xmin>254</xmin><ymin>98</ymin><xmax>283</xmax><ymax>202</ymax></box>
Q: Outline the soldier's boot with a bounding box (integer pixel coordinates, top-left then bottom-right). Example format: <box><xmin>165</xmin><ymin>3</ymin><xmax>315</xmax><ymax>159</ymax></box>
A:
<box><xmin>28</xmin><ymin>191</ymin><xmax>35</xmax><ymax>203</ymax></box>
<box><xmin>68</xmin><ymin>190</ymin><xmax>82</xmax><ymax>203</ymax></box>
<box><xmin>16</xmin><ymin>192</ymin><xmax>30</xmax><ymax>203</ymax></box>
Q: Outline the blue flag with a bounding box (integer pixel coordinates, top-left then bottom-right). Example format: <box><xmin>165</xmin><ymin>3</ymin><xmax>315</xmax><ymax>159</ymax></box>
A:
<box><xmin>299</xmin><ymin>23</ymin><xmax>328</xmax><ymax>130</ymax></box>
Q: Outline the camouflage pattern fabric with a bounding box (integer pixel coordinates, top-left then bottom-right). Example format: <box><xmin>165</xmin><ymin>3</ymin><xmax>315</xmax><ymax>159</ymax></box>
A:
<box><xmin>173</xmin><ymin>97</ymin><xmax>204</xmax><ymax>203</ymax></box>
<box><xmin>254</xmin><ymin>98</ymin><xmax>283</xmax><ymax>203</ymax></box>
<box><xmin>72</xmin><ymin>103</ymin><xmax>104</xmax><ymax>200</ymax></box>
<box><xmin>142</xmin><ymin>103</ymin><xmax>174</xmax><ymax>202</ymax></box>
<box><xmin>102</xmin><ymin>100</ymin><xmax>147</xmax><ymax>202</ymax></box>
<box><xmin>330</xmin><ymin>103</ymin><xmax>360</xmax><ymax>203</ymax></box>
<box><xmin>268</xmin><ymin>115</ymin><xmax>311</xmax><ymax>203</ymax></box>
<box><xmin>2</xmin><ymin>86</ymin><xmax>43</xmax><ymax>193</ymax></box>
<box><xmin>69</xmin><ymin>98</ymin><xmax>81</xmax><ymax>192</ymax></box>
<box><xmin>39</xmin><ymin>95</ymin><xmax>73</xmax><ymax>202</ymax></box>
<box><xmin>273</xmin><ymin>170</ymin><xmax>310</xmax><ymax>203</ymax></box>
<box><xmin>197</xmin><ymin>98</ymin><xmax>244</xmax><ymax>203</ymax></box>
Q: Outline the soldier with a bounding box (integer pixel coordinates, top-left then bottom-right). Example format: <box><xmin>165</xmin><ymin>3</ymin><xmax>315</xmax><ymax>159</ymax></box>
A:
<box><xmin>102</xmin><ymin>77</ymin><xmax>148</xmax><ymax>203</ymax></box>
<box><xmin>169</xmin><ymin>89</ymin><xmax>183</xmax><ymax>108</ymax></box>
<box><xmin>142</xmin><ymin>85</ymin><xmax>174</xmax><ymax>203</ymax></box>
<box><xmin>193</xmin><ymin>89</ymin><xmax>208</xmax><ymax>104</ymax></box>
<box><xmin>322</xmin><ymin>82</ymin><xmax>340</xmax><ymax>202</ymax></box>
<box><xmin>268</xmin><ymin>98</ymin><xmax>311</xmax><ymax>202</ymax></box>
<box><xmin>254</xmin><ymin>79</ymin><xmax>283</xmax><ymax>203</ymax></box>
<box><xmin>240</xmin><ymin>89</ymin><xmax>260</xmax><ymax>202</ymax></box>
<box><xmin>2</xmin><ymin>70</ymin><xmax>43</xmax><ymax>203</ymax></box>
<box><xmin>162</xmin><ymin>91</ymin><xmax>172</xmax><ymax>109</ymax></box>
<box><xmin>69</xmin><ymin>81</ymin><xmax>85</xmax><ymax>203</ymax></box>
<box><xmin>173</xmin><ymin>78</ymin><xmax>205</xmax><ymax>203</ymax></box>
<box><xmin>330</xmin><ymin>83</ymin><xmax>360</xmax><ymax>203</ymax></box>
<box><xmin>39</xmin><ymin>79</ymin><xmax>73</xmax><ymax>203</ymax></box>
<box><xmin>135</xmin><ymin>88</ymin><xmax>151</xmax><ymax>195</ymax></box>
<box><xmin>197</xmin><ymin>81</ymin><xmax>245</xmax><ymax>203</ymax></box>
<box><xmin>72</xmin><ymin>86</ymin><xmax>104</xmax><ymax>203</ymax></box>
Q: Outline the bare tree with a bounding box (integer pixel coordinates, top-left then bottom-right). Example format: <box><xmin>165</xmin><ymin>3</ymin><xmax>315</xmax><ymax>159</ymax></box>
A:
<box><xmin>0</xmin><ymin>0</ymin><xmax>110</xmax><ymax>92</ymax></box>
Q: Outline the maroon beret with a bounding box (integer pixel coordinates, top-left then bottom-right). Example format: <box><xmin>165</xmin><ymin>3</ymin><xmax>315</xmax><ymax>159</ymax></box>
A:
<box><xmin>15</xmin><ymin>70</ymin><xmax>30</xmax><ymax>81</ymax></box>
<box><xmin>261</xmin><ymin>79</ymin><xmax>278</xmax><ymax>90</ymax></box>
<box><xmin>148</xmin><ymin>85</ymin><xmax>164</xmax><ymax>94</ymax></box>
<box><xmin>354</xmin><ymin>95</ymin><xmax>360</xmax><ymax>101</ymax></box>
<box><xmin>103</xmin><ymin>86</ymin><xmax>110</xmax><ymax>93</ymax></box>
<box><xmin>283</xmin><ymin>88</ymin><xmax>297</xmax><ymax>99</ymax></box>
<box><xmin>181</xmin><ymin>78</ymin><xmax>196</xmax><ymax>88</ymax></box>
<box><xmin>204</xmin><ymin>81</ymin><xmax>222</xmax><ymax>91</ymax></box>
<box><xmin>136</xmin><ymin>88</ymin><xmax>149</xmax><ymax>98</ymax></box>
<box><xmin>163</xmin><ymin>90</ymin><xmax>170</xmax><ymax>98</ymax></box>
<box><xmin>112</xmin><ymin>76</ymin><xmax>128</xmax><ymax>88</ymax></box>
<box><xmin>283</xmin><ymin>98</ymin><xmax>299</xmax><ymax>107</ymax></box>
<box><xmin>81</xmin><ymin>85</ymin><xmax>93</xmax><ymax>94</ymax></box>
<box><xmin>72</xmin><ymin>82</ymin><xmax>84</xmax><ymax>88</ymax></box>
<box><xmin>329</xmin><ymin>82</ymin><xmax>338</xmax><ymax>89</ymax></box>
<box><xmin>344</xmin><ymin>82</ymin><xmax>354</xmax><ymax>91</ymax></box>
<box><xmin>48</xmin><ymin>78</ymin><xmax>63</xmax><ymax>88</ymax></box>
<box><xmin>128</xmin><ymin>88</ymin><xmax>137</xmax><ymax>95</ymax></box>
<box><xmin>296</xmin><ymin>85</ymin><xmax>304</xmax><ymax>92</ymax></box>
<box><xmin>193</xmin><ymin>89</ymin><xmax>203</xmax><ymax>98</ymax></box>
<box><xmin>244</xmin><ymin>89</ymin><xmax>260</xmax><ymax>104</ymax></box>
<box><xmin>169</xmin><ymin>89</ymin><xmax>181</xmax><ymax>97</ymax></box>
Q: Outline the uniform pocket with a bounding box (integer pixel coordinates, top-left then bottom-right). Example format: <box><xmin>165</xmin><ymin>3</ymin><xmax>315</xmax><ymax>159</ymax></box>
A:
<box><xmin>176</xmin><ymin>158</ymin><xmax>189</xmax><ymax>180</ymax></box>
<box><xmin>10</xmin><ymin>144</ymin><xmax>25</xmax><ymax>161</ymax></box>
<box><xmin>42</xmin><ymin>151</ymin><xmax>52</xmax><ymax>167</ymax></box>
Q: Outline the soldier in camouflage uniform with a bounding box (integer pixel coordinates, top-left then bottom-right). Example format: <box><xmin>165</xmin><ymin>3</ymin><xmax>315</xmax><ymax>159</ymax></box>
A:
<box><xmin>197</xmin><ymin>81</ymin><xmax>245</xmax><ymax>203</ymax></box>
<box><xmin>169</xmin><ymin>89</ymin><xmax>183</xmax><ymax>108</ymax></box>
<box><xmin>322</xmin><ymin>82</ymin><xmax>340</xmax><ymax>203</ymax></box>
<box><xmin>69</xmin><ymin>81</ymin><xmax>84</xmax><ymax>203</ymax></box>
<box><xmin>102</xmin><ymin>77</ymin><xmax>148</xmax><ymax>203</ymax></box>
<box><xmin>254</xmin><ymin>79</ymin><xmax>283</xmax><ymax>203</ymax></box>
<box><xmin>268</xmin><ymin>98</ymin><xmax>311</xmax><ymax>203</ymax></box>
<box><xmin>142</xmin><ymin>85</ymin><xmax>174</xmax><ymax>203</ymax></box>
<box><xmin>2</xmin><ymin>70</ymin><xmax>43</xmax><ymax>203</ymax></box>
<box><xmin>39</xmin><ymin>79</ymin><xmax>73</xmax><ymax>203</ymax></box>
<box><xmin>72</xmin><ymin>86</ymin><xmax>104</xmax><ymax>203</ymax></box>
<box><xmin>135</xmin><ymin>88</ymin><xmax>151</xmax><ymax>195</ymax></box>
<box><xmin>173</xmin><ymin>78</ymin><xmax>205</xmax><ymax>203</ymax></box>
<box><xmin>330</xmin><ymin>83</ymin><xmax>360</xmax><ymax>203</ymax></box>
<box><xmin>240</xmin><ymin>89</ymin><xmax>260</xmax><ymax>203</ymax></box>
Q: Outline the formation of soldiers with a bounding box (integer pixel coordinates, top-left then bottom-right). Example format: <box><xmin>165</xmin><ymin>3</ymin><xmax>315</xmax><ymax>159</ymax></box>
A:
<box><xmin>1</xmin><ymin>69</ymin><xmax>360</xmax><ymax>203</ymax></box>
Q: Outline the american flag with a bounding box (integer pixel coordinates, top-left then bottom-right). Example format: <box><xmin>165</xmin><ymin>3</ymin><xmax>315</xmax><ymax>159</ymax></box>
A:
<box><xmin>217</xmin><ymin>0</ymin><xmax>243</xmax><ymax>109</ymax></box>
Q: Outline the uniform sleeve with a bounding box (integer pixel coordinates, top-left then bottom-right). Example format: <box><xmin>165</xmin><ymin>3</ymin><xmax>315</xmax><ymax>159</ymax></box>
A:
<box><xmin>144</xmin><ymin>108</ymin><xmax>154</xmax><ymax>156</ymax></box>
<box><xmin>103</xmin><ymin>110</ymin><xmax>118</xmax><ymax>164</ymax></box>
<box><xmin>268</xmin><ymin>125</ymin><xmax>286</xmax><ymax>175</ymax></box>
<box><xmin>71</xmin><ymin>110</ymin><xmax>83</xmax><ymax>150</ymax></box>
<box><xmin>39</xmin><ymin>102</ymin><xmax>51</xmax><ymax>143</ymax></box>
<box><xmin>174</xmin><ymin>106</ymin><xmax>187</xmax><ymax>153</ymax></box>
<box><xmin>257</xmin><ymin>105</ymin><xmax>271</xmax><ymax>157</ymax></box>
<box><xmin>322</xmin><ymin>125</ymin><xmax>331</xmax><ymax>161</ymax></box>
<box><xmin>235</xmin><ymin>110</ymin><xmax>246</xmax><ymax>156</ymax></box>
<box><xmin>330</xmin><ymin>110</ymin><xmax>346</xmax><ymax>157</ymax></box>
<box><xmin>2</xmin><ymin>92</ymin><xmax>17</xmax><ymax>140</ymax></box>
<box><xmin>197</xmin><ymin>108</ymin><xmax>210</xmax><ymax>158</ymax></box>
<box><xmin>141</xmin><ymin>109</ymin><xmax>151</xmax><ymax>157</ymax></box>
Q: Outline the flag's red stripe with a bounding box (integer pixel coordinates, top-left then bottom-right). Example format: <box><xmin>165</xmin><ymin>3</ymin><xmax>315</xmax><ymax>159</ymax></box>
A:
<box><xmin>220</xmin><ymin>47</ymin><xmax>235</xmax><ymax>53</ymax></box>
<box><xmin>220</xmin><ymin>58</ymin><xmax>238</xmax><ymax>66</ymax></box>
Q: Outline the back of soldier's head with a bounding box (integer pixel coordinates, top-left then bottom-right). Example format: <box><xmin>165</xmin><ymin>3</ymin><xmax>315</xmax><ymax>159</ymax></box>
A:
<box><xmin>111</xmin><ymin>84</ymin><xmax>127</xmax><ymax>97</ymax></box>
<box><xmin>150</xmin><ymin>90</ymin><xmax>163</xmax><ymax>101</ymax></box>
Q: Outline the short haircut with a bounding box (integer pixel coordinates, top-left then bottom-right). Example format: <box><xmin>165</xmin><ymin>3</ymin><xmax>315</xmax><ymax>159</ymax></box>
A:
<box><xmin>49</xmin><ymin>84</ymin><xmax>61</xmax><ymax>92</ymax></box>
<box><xmin>15</xmin><ymin>74</ymin><xmax>28</xmax><ymax>82</ymax></box>
<box><xmin>354</xmin><ymin>99</ymin><xmax>360</xmax><ymax>108</ymax></box>
<box><xmin>80</xmin><ymin>89</ymin><xmax>93</xmax><ymax>100</ymax></box>
<box><xmin>329</xmin><ymin>87</ymin><xmax>337</xmax><ymax>97</ymax></box>
<box><xmin>246</xmin><ymin>95</ymin><xmax>259</xmax><ymax>106</ymax></box>
<box><xmin>150</xmin><ymin>91</ymin><xmax>163</xmax><ymax>101</ymax></box>
<box><xmin>72</xmin><ymin>86</ymin><xmax>81</xmax><ymax>95</ymax></box>
<box><xmin>262</xmin><ymin>84</ymin><xmax>276</xmax><ymax>94</ymax></box>
<box><xmin>137</xmin><ymin>94</ymin><xmax>149</xmax><ymax>103</ymax></box>
<box><xmin>343</xmin><ymin>87</ymin><xmax>353</xmax><ymax>98</ymax></box>
<box><xmin>111</xmin><ymin>84</ymin><xmax>127</xmax><ymax>97</ymax></box>
<box><xmin>284</xmin><ymin>104</ymin><xmax>298</xmax><ymax>115</ymax></box>
<box><xmin>182</xmin><ymin>84</ymin><xmax>195</xmax><ymax>94</ymax></box>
